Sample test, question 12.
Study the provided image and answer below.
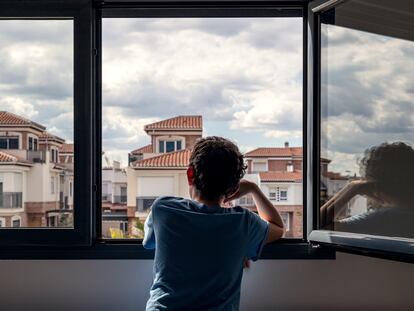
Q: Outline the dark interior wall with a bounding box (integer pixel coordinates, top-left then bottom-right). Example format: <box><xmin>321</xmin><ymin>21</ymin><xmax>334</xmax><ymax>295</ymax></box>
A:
<box><xmin>1</xmin><ymin>252</ymin><xmax>413</xmax><ymax>311</ymax></box>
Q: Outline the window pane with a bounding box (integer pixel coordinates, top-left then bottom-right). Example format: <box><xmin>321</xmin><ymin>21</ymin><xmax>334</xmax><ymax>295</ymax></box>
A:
<box><xmin>0</xmin><ymin>20</ymin><xmax>74</xmax><ymax>228</ymax></box>
<box><xmin>166</xmin><ymin>141</ymin><xmax>175</xmax><ymax>153</ymax></box>
<box><xmin>102</xmin><ymin>17</ymin><xmax>303</xmax><ymax>239</ymax></box>
<box><xmin>319</xmin><ymin>1</ymin><xmax>414</xmax><ymax>239</ymax></box>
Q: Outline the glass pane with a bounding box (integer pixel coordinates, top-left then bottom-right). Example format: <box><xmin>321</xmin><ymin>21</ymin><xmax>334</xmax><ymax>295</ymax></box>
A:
<box><xmin>166</xmin><ymin>141</ymin><xmax>175</xmax><ymax>153</ymax></box>
<box><xmin>319</xmin><ymin>1</ymin><xmax>414</xmax><ymax>239</ymax></box>
<box><xmin>102</xmin><ymin>17</ymin><xmax>303</xmax><ymax>239</ymax></box>
<box><xmin>0</xmin><ymin>20</ymin><xmax>74</xmax><ymax>228</ymax></box>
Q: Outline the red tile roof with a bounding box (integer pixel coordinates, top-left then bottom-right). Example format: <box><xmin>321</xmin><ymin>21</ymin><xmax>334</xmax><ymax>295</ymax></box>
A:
<box><xmin>131</xmin><ymin>144</ymin><xmax>153</xmax><ymax>155</ymax></box>
<box><xmin>245</xmin><ymin>147</ymin><xmax>302</xmax><ymax>158</ymax></box>
<box><xmin>0</xmin><ymin>151</ymin><xmax>31</xmax><ymax>166</ymax></box>
<box><xmin>60</xmin><ymin>143</ymin><xmax>74</xmax><ymax>153</ymax></box>
<box><xmin>259</xmin><ymin>171</ymin><xmax>302</xmax><ymax>182</ymax></box>
<box><xmin>133</xmin><ymin>149</ymin><xmax>191</xmax><ymax>168</ymax></box>
<box><xmin>0</xmin><ymin>111</ymin><xmax>45</xmax><ymax>130</ymax></box>
<box><xmin>324</xmin><ymin>171</ymin><xmax>348</xmax><ymax>180</ymax></box>
<box><xmin>0</xmin><ymin>151</ymin><xmax>18</xmax><ymax>162</ymax></box>
<box><xmin>144</xmin><ymin>116</ymin><xmax>202</xmax><ymax>131</ymax></box>
<box><xmin>39</xmin><ymin>131</ymin><xmax>64</xmax><ymax>143</ymax></box>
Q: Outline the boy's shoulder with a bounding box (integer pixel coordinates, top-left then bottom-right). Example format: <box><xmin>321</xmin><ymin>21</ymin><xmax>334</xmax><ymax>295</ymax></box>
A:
<box><xmin>152</xmin><ymin>196</ymin><xmax>251</xmax><ymax>215</ymax></box>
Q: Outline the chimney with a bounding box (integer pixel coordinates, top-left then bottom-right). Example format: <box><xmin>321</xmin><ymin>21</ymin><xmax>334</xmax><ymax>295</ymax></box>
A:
<box><xmin>284</xmin><ymin>141</ymin><xmax>289</xmax><ymax>148</ymax></box>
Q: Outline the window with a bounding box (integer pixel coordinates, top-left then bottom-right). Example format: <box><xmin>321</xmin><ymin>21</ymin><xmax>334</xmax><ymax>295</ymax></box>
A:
<box><xmin>158</xmin><ymin>140</ymin><xmax>183</xmax><ymax>153</ymax></box>
<box><xmin>279</xmin><ymin>189</ymin><xmax>288</xmax><ymax>201</ymax></box>
<box><xmin>0</xmin><ymin>137</ymin><xmax>19</xmax><ymax>149</ymax></box>
<box><xmin>238</xmin><ymin>195</ymin><xmax>254</xmax><ymax>206</ymax></box>
<box><xmin>102</xmin><ymin>14</ymin><xmax>304</xmax><ymax>240</ymax></box>
<box><xmin>269</xmin><ymin>189</ymin><xmax>277</xmax><ymax>200</ymax></box>
<box><xmin>0</xmin><ymin>2</ymin><xmax>341</xmax><ymax>259</ymax></box>
<box><xmin>11</xmin><ymin>216</ymin><xmax>21</xmax><ymax>228</ymax></box>
<box><xmin>29</xmin><ymin>137</ymin><xmax>33</xmax><ymax>151</ymax></box>
<box><xmin>309</xmin><ymin>0</ymin><xmax>414</xmax><ymax>259</ymax></box>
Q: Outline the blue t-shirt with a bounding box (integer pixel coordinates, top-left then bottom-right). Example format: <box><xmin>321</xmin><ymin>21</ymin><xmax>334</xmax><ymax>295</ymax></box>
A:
<box><xmin>143</xmin><ymin>196</ymin><xmax>269</xmax><ymax>311</ymax></box>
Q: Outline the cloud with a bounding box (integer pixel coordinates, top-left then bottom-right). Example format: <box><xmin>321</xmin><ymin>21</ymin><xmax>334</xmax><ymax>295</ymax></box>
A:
<box><xmin>321</xmin><ymin>24</ymin><xmax>414</xmax><ymax>174</ymax></box>
<box><xmin>102</xmin><ymin>17</ymin><xmax>303</xmax><ymax>162</ymax></box>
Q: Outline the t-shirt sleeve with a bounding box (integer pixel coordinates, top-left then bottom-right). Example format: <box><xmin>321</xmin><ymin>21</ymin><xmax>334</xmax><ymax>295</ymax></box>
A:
<box><xmin>143</xmin><ymin>210</ymin><xmax>155</xmax><ymax>249</ymax></box>
<box><xmin>246</xmin><ymin>211</ymin><xmax>269</xmax><ymax>261</ymax></box>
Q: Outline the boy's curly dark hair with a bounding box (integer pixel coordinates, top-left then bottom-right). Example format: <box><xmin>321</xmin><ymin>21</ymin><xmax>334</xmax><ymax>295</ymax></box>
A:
<box><xmin>359</xmin><ymin>141</ymin><xmax>414</xmax><ymax>200</ymax></box>
<box><xmin>189</xmin><ymin>136</ymin><xmax>247</xmax><ymax>200</ymax></box>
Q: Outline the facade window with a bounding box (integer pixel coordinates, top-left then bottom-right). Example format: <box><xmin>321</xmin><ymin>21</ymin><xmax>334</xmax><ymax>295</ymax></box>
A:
<box><xmin>238</xmin><ymin>195</ymin><xmax>254</xmax><ymax>206</ymax></box>
<box><xmin>269</xmin><ymin>189</ymin><xmax>277</xmax><ymax>200</ymax></box>
<box><xmin>252</xmin><ymin>161</ymin><xmax>267</xmax><ymax>173</ymax></box>
<box><xmin>159</xmin><ymin>140</ymin><xmax>164</xmax><ymax>153</ymax></box>
<box><xmin>280</xmin><ymin>189</ymin><xmax>288</xmax><ymax>201</ymax></box>
<box><xmin>12</xmin><ymin>217</ymin><xmax>21</xmax><ymax>228</ymax></box>
<box><xmin>34</xmin><ymin>138</ymin><xmax>38</xmax><ymax>151</ymax></box>
<box><xmin>159</xmin><ymin>140</ymin><xmax>183</xmax><ymax>153</ymax></box>
<box><xmin>29</xmin><ymin>137</ymin><xmax>33</xmax><ymax>150</ymax></box>
<box><xmin>0</xmin><ymin>137</ymin><xmax>19</xmax><ymax>149</ymax></box>
<box><xmin>69</xmin><ymin>182</ymin><xmax>72</xmax><ymax>197</ymax></box>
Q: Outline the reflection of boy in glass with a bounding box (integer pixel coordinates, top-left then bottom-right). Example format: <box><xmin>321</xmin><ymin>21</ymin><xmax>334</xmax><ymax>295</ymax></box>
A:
<box><xmin>320</xmin><ymin>142</ymin><xmax>414</xmax><ymax>238</ymax></box>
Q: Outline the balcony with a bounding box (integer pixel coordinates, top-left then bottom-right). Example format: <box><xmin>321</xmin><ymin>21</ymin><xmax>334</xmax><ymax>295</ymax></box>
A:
<box><xmin>0</xmin><ymin>192</ymin><xmax>23</xmax><ymax>208</ymax></box>
<box><xmin>102</xmin><ymin>193</ymin><xmax>110</xmax><ymax>202</ymax></box>
<box><xmin>27</xmin><ymin>150</ymin><xmax>46</xmax><ymax>163</ymax></box>
<box><xmin>113</xmin><ymin>195</ymin><xmax>127</xmax><ymax>204</ymax></box>
<box><xmin>136</xmin><ymin>196</ymin><xmax>157</xmax><ymax>212</ymax></box>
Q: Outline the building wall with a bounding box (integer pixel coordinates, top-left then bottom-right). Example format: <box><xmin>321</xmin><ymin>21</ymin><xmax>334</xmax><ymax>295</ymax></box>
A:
<box><xmin>0</xmin><ymin>252</ymin><xmax>412</xmax><ymax>310</ymax></box>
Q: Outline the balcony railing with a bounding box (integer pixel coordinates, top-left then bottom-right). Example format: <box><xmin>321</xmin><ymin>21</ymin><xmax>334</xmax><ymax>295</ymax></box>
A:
<box><xmin>102</xmin><ymin>194</ymin><xmax>110</xmax><ymax>201</ymax></box>
<box><xmin>136</xmin><ymin>196</ymin><xmax>157</xmax><ymax>212</ymax></box>
<box><xmin>27</xmin><ymin>150</ymin><xmax>46</xmax><ymax>163</ymax></box>
<box><xmin>113</xmin><ymin>195</ymin><xmax>127</xmax><ymax>204</ymax></box>
<box><xmin>0</xmin><ymin>192</ymin><xmax>23</xmax><ymax>208</ymax></box>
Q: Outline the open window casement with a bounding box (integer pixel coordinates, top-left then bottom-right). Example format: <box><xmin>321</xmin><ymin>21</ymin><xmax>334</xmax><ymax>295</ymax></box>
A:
<box><xmin>307</xmin><ymin>0</ymin><xmax>414</xmax><ymax>261</ymax></box>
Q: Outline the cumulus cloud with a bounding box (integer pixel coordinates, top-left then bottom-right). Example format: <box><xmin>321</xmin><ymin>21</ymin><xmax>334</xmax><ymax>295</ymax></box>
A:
<box><xmin>0</xmin><ymin>20</ymin><xmax>73</xmax><ymax>141</ymax></box>
<box><xmin>102</xmin><ymin>17</ymin><xmax>303</xmax><ymax>164</ymax></box>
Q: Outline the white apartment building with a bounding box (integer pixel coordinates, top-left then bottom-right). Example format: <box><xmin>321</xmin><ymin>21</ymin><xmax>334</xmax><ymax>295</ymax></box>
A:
<box><xmin>0</xmin><ymin>111</ymin><xmax>73</xmax><ymax>227</ymax></box>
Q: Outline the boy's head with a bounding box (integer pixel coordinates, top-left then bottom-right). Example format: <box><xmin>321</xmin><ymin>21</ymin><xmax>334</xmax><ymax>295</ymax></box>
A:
<box><xmin>187</xmin><ymin>136</ymin><xmax>246</xmax><ymax>201</ymax></box>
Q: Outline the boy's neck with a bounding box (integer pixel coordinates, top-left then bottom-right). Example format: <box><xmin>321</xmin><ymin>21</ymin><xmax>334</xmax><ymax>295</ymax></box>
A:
<box><xmin>193</xmin><ymin>193</ymin><xmax>222</xmax><ymax>207</ymax></box>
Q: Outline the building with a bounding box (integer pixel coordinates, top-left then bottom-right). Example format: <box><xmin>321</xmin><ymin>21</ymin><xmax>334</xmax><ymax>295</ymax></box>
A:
<box><xmin>126</xmin><ymin>115</ymin><xmax>202</xmax><ymax>237</ymax></box>
<box><xmin>243</xmin><ymin>143</ymin><xmax>304</xmax><ymax>237</ymax></box>
<box><xmin>101</xmin><ymin>157</ymin><xmax>128</xmax><ymax>238</ymax></box>
<box><xmin>0</xmin><ymin>111</ymin><xmax>73</xmax><ymax>227</ymax></box>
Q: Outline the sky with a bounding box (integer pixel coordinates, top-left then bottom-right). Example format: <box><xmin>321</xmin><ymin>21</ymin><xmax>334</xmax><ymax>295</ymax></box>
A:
<box><xmin>101</xmin><ymin>18</ymin><xmax>303</xmax><ymax>166</ymax></box>
<box><xmin>0</xmin><ymin>18</ymin><xmax>413</xmax><ymax>175</ymax></box>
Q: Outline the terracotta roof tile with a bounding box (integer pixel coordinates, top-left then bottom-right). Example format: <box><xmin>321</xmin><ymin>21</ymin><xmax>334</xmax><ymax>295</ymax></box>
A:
<box><xmin>144</xmin><ymin>115</ymin><xmax>202</xmax><ymax>131</ymax></box>
<box><xmin>0</xmin><ymin>151</ymin><xmax>18</xmax><ymax>162</ymax></box>
<box><xmin>0</xmin><ymin>151</ymin><xmax>31</xmax><ymax>166</ymax></box>
<box><xmin>39</xmin><ymin>131</ymin><xmax>64</xmax><ymax>143</ymax></box>
<box><xmin>0</xmin><ymin>111</ymin><xmax>45</xmax><ymax>130</ymax></box>
<box><xmin>259</xmin><ymin>171</ymin><xmax>302</xmax><ymax>182</ymax></box>
<box><xmin>59</xmin><ymin>143</ymin><xmax>74</xmax><ymax>153</ymax></box>
<box><xmin>133</xmin><ymin>149</ymin><xmax>191</xmax><ymax>168</ymax></box>
<box><xmin>131</xmin><ymin>144</ymin><xmax>153</xmax><ymax>154</ymax></box>
<box><xmin>245</xmin><ymin>147</ymin><xmax>302</xmax><ymax>157</ymax></box>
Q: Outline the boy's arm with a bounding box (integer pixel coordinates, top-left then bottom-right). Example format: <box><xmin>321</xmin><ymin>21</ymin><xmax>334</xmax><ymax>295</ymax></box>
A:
<box><xmin>225</xmin><ymin>180</ymin><xmax>285</xmax><ymax>244</ymax></box>
<box><xmin>249</xmin><ymin>182</ymin><xmax>285</xmax><ymax>243</ymax></box>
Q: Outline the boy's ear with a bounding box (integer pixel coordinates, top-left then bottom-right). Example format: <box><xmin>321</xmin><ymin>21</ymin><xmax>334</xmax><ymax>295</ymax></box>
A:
<box><xmin>187</xmin><ymin>166</ymin><xmax>195</xmax><ymax>185</ymax></box>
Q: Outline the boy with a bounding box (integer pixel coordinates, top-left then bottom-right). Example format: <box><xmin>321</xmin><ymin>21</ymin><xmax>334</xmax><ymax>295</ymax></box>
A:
<box><xmin>143</xmin><ymin>136</ymin><xmax>285</xmax><ymax>310</ymax></box>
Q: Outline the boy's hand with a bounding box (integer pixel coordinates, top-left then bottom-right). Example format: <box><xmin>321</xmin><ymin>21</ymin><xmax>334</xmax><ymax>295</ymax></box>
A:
<box><xmin>224</xmin><ymin>179</ymin><xmax>258</xmax><ymax>203</ymax></box>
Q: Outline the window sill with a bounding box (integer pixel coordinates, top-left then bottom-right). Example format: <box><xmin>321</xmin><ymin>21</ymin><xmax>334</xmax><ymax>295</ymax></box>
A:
<box><xmin>0</xmin><ymin>239</ymin><xmax>335</xmax><ymax>260</ymax></box>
